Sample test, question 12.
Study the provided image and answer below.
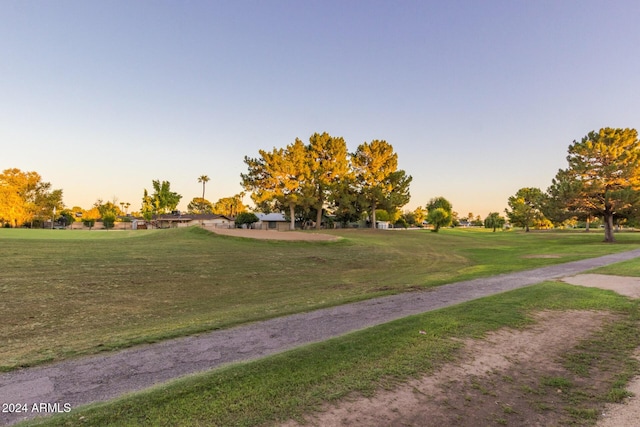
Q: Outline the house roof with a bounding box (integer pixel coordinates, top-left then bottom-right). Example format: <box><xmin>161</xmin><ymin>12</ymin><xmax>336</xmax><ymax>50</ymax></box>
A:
<box><xmin>256</xmin><ymin>213</ymin><xmax>287</xmax><ymax>222</ymax></box>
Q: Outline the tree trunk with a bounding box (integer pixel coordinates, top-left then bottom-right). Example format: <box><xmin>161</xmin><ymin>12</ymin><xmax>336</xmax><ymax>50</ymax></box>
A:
<box><xmin>604</xmin><ymin>212</ymin><xmax>615</xmax><ymax>243</ymax></box>
<box><xmin>371</xmin><ymin>203</ymin><xmax>377</xmax><ymax>229</ymax></box>
<box><xmin>289</xmin><ymin>203</ymin><xmax>295</xmax><ymax>231</ymax></box>
<box><xmin>585</xmin><ymin>216</ymin><xmax>590</xmax><ymax>232</ymax></box>
<box><xmin>315</xmin><ymin>204</ymin><xmax>323</xmax><ymax>230</ymax></box>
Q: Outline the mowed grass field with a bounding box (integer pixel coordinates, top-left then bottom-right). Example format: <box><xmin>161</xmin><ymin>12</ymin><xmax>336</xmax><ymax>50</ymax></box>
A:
<box><xmin>23</xmin><ymin>283</ymin><xmax>640</xmax><ymax>427</ymax></box>
<box><xmin>591</xmin><ymin>255</ymin><xmax>640</xmax><ymax>276</ymax></box>
<box><xmin>2</xmin><ymin>226</ymin><xmax>640</xmax><ymax>371</ymax></box>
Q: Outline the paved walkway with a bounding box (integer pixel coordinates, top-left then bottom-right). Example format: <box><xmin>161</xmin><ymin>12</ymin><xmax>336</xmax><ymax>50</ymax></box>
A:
<box><xmin>3</xmin><ymin>248</ymin><xmax>640</xmax><ymax>426</ymax></box>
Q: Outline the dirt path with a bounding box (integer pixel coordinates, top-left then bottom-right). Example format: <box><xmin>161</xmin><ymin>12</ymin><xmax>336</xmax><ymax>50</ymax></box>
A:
<box><xmin>562</xmin><ymin>273</ymin><xmax>640</xmax><ymax>298</ymax></box>
<box><xmin>2</xmin><ymin>249</ymin><xmax>640</xmax><ymax>426</ymax></box>
<box><xmin>598</xmin><ymin>349</ymin><xmax>640</xmax><ymax>427</ymax></box>
<box><xmin>284</xmin><ymin>274</ymin><xmax>640</xmax><ymax>427</ymax></box>
<box><xmin>281</xmin><ymin>310</ymin><xmax>616</xmax><ymax>427</ymax></box>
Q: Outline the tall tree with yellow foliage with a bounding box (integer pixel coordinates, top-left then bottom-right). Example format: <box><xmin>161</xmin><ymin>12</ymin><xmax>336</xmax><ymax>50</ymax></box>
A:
<box><xmin>241</xmin><ymin>138</ymin><xmax>310</xmax><ymax>230</ymax></box>
<box><xmin>351</xmin><ymin>140</ymin><xmax>412</xmax><ymax>228</ymax></box>
<box><xmin>0</xmin><ymin>169</ymin><xmax>63</xmax><ymax>227</ymax></box>
<box><xmin>307</xmin><ymin>132</ymin><xmax>351</xmax><ymax>229</ymax></box>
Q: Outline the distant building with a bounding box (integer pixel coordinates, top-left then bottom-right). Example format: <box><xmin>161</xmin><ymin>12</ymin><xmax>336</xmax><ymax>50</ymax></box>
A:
<box><xmin>153</xmin><ymin>213</ymin><xmax>234</xmax><ymax>229</ymax></box>
<box><xmin>376</xmin><ymin>221</ymin><xmax>391</xmax><ymax>229</ymax></box>
<box><xmin>254</xmin><ymin>213</ymin><xmax>290</xmax><ymax>231</ymax></box>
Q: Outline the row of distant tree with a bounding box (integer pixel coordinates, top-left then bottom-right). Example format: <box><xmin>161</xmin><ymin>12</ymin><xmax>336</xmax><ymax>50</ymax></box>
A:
<box><xmin>4</xmin><ymin>128</ymin><xmax>635</xmax><ymax>239</ymax></box>
<box><xmin>351</xmin><ymin>127</ymin><xmax>640</xmax><ymax>241</ymax></box>
<box><xmin>239</xmin><ymin>127</ymin><xmax>640</xmax><ymax>241</ymax></box>
<box><xmin>138</xmin><ymin>178</ymin><xmax>249</xmax><ymax>220</ymax></box>
<box><xmin>0</xmin><ymin>131</ymin><xmax>481</xmax><ymax>231</ymax></box>
<box><xmin>386</xmin><ymin>198</ymin><xmax>505</xmax><ymax>232</ymax></box>
<box><xmin>0</xmin><ymin>170</ymin><xmax>249</xmax><ymax>228</ymax></box>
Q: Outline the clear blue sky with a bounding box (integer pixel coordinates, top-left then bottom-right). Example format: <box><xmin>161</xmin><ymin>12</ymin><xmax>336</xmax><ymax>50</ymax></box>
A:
<box><xmin>2</xmin><ymin>1</ymin><xmax>639</xmax><ymax>217</ymax></box>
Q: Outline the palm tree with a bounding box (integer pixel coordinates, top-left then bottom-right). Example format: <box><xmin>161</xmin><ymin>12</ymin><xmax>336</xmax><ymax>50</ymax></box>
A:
<box><xmin>198</xmin><ymin>175</ymin><xmax>210</xmax><ymax>200</ymax></box>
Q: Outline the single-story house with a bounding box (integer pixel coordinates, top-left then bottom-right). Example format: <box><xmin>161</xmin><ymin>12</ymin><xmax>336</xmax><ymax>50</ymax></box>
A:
<box><xmin>154</xmin><ymin>213</ymin><xmax>234</xmax><ymax>229</ymax></box>
<box><xmin>255</xmin><ymin>213</ymin><xmax>290</xmax><ymax>231</ymax></box>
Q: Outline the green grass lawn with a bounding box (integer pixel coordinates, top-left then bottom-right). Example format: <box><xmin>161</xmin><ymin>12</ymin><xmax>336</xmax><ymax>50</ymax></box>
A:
<box><xmin>2</xmin><ymin>227</ymin><xmax>640</xmax><ymax>370</ymax></box>
<box><xmin>21</xmin><ymin>282</ymin><xmax>640</xmax><ymax>427</ymax></box>
<box><xmin>590</xmin><ymin>255</ymin><xmax>640</xmax><ymax>276</ymax></box>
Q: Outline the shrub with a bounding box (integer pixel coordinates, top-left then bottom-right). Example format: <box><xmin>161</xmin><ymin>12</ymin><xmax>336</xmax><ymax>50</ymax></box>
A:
<box><xmin>102</xmin><ymin>213</ymin><xmax>116</xmax><ymax>230</ymax></box>
<box><xmin>235</xmin><ymin>212</ymin><xmax>259</xmax><ymax>228</ymax></box>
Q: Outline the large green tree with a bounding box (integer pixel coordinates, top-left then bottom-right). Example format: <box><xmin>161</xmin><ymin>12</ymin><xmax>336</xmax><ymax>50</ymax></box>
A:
<box><xmin>142</xmin><ymin>180</ymin><xmax>182</xmax><ymax>217</ymax></box>
<box><xmin>544</xmin><ymin>168</ymin><xmax>598</xmax><ymax>229</ymax></box>
<box><xmin>505</xmin><ymin>187</ymin><xmax>545</xmax><ymax>232</ymax></box>
<box><xmin>241</xmin><ymin>139</ymin><xmax>310</xmax><ymax>231</ymax></box>
<box><xmin>484</xmin><ymin>212</ymin><xmax>506</xmax><ymax>232</ymax></box>
<box><xmin>92</xmin><ymin>199</ymin><xmax>121</xmax><ymax>230</ymax></box>
<box><xmin>425</xmin><ymin>196</ymin><xmax>453</xmax><ymax>232</ymax></box>
<box><xmin>331</xmin><ymin>177</ymin><xmax>364</xmax><ymax>227</ymax></box>
<box><xmin>32</xmin><ymin>184</ymin><xmax>64</xmax><ymax>227</ymax></box>
<box><xmin>543</xmin><ymin>169</ymin><xmax>576</xmax><ymax>227</ymax></box>
<box><xmin>351</xmin><ymin>140</ymin><xmax>412</xmax><ymax>228</ymax></box>
<box><xmin>552</xmin><ymin>128</ymin><xmax>640</xmax><ymax>242</ymax></box>
<box><xmin>307</xmin><ymin>132</ymin><xmax>351</xmax><ymax>229</ymax></box>
<box><xmin>234</xmin><ymin>212</ymin><xmax>259</xmax><ymax>228</ymax></box>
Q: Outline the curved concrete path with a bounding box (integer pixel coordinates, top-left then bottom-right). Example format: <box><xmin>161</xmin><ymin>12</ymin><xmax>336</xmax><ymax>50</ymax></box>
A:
<box><xmin>2</xmin><ymin>248</ymin><xmax>640</xmax><ymax>426</ymax></box>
